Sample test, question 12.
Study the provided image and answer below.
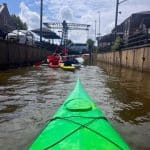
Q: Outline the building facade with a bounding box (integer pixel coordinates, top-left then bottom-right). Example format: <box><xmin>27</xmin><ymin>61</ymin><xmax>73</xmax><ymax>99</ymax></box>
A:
<box><xmin>97</xmin><ymin>11</ymin><xmax>150</xmax><ymax>52</ymax></box>
<box><xmin>69</xmin><ymin>43</ymin><xmax>88</xmax><ymax>55</ymax></box>
<box><xmin>0</xmin><ymin>3</ymin><xmax>16</xmax><ymax>38</ymax></box>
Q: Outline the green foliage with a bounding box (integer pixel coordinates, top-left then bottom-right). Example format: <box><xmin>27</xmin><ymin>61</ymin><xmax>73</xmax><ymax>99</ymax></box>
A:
<box><xmin>111</xmin><ymin>36</ymin><xmax>123</xmax><ymax>51</ymax></box>
<box><xmin>11</xmin><ymin>14</ymin><xmax>28</xmax><ymax>30</ymax></box>
<box><xmin>93</xmin><ymin>46</ymin><xmax>98</xmax><ymax>53</ymax></box>
<box><xmin>86</xmin><ymin>38</ymin><xmax>95</xmax><ymax>50</ymax></box>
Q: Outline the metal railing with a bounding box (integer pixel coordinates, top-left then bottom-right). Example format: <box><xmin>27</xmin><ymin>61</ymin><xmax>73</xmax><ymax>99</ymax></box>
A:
<box><xmin>122</xmin><ymin>30</ymin><xmax>150</xmax><ymax>49</ymax></box>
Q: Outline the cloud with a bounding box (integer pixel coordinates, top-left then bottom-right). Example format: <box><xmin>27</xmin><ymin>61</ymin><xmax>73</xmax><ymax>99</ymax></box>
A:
<box><xmin>19</xmin><ymin>1</ymin><xmax>48</xmax><ymax>30</ymax></box>
<box><xmin>19</xmin><ymin>0</ymin><xmax>150</xmax><ymax>43</ymax></box>
<box><xmin>60</xmin><ymin>6</ymin><xmax>73</xmax><ymax>21</ymax></box>
<box><xmin>19</xmin><ymin>2</ymin><xmax>40</xmax><ymax>29</ymax></box>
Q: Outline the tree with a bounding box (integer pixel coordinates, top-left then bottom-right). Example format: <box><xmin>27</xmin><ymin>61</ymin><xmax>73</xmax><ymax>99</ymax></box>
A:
<box><xmin>86</xmin><ymin>39</ymin><xmax>95</xmax><ymax>51</ymax></box>
<box><xmin>11</xmin><ymin>14</ymin><xmax>28</xmax><ymax>30</ymax></box>
<box><xmin>111</xmin><ymin>36</ymin><xmax>123</xmax><ymax>51</ymax></box>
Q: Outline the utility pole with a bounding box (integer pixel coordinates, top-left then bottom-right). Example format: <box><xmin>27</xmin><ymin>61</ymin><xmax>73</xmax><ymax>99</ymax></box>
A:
<box><xmin>40</xmin><ymin>0</ymin><xmax>43</xmax><ymax>43</ymax></box>
<box><xmin>115</xmin><ymin>0</ymin><xmax>119</xmax><ymax>34</ymax></box>
<box><xmin>115</xmin><ymin>0</ymin><xmax>127</xmax><ymax>36</ymax></box>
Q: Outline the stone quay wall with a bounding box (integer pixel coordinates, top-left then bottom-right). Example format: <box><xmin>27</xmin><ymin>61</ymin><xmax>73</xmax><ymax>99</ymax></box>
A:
<box><xmin>0</xmin><ymin>40</ymin><xmax>50</xmax><ymax>69</ymax></box>
<box><xmin>97</xmin><ymin>46</ymin><xmax>150</xmax><ymax>72</ymax></box>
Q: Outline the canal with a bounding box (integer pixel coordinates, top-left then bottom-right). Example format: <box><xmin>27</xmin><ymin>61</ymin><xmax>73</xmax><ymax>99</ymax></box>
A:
<box><xmin>0</xmin><ymin>64</ymin><xmax>150</xmax><ymax>150</ymax></box>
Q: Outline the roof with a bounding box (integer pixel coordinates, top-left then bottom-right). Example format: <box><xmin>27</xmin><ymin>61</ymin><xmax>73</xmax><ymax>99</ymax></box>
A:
<box><xmin>112</xmin><ymin>24</ymin><xmax>124</xmax><ymax>34</ymax></box>
<box><xmin>0</xmin><ymin>3</ymin><xmax>16</xmax><ymax>32</ymax></box>
<box><xmin>118</xmin><ymin>11</ymin><xmax>150</xmax><ymax>25</ymax></box>
<box><xmin>99</xmin><ymin>34</ymin><xmax>115</xmax><ymax>42</ymax></box>
<box><xmin>31</xmin><ymin>27</ymin><xmax>61</xmax><ymax>39</ymax></box>
<box><xmin>0</xmin><ymin>4</ymin><xmax>4</xmax><ymax>13</ymax></box>
<box><xmin>133</xmin><ymin>11</ymin><xmax>150</xmax><ymax>15</ymax></box>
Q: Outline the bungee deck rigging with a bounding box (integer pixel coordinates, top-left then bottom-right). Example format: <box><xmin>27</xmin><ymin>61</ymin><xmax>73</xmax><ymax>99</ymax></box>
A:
<box><xmin>29</xmin><ymin>79</ymin><xmax>130</xmax><ymax>150</ymax></box>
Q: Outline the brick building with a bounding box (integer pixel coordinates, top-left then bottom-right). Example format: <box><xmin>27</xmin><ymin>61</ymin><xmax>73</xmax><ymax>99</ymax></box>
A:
<box><xmin>0</xmin><ymin>3</ymin><xmax>16</xmax><ymax>38</ymax></box>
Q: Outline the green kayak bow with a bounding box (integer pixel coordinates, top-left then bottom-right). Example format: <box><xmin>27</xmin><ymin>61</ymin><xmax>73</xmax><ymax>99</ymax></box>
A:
<box><xmin>29</xmin><ymin>79</ymin><xmax>130</xmax><ymax>150</ymax></box>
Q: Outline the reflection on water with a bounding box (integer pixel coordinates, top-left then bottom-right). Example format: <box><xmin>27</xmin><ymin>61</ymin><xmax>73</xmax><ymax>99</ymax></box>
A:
<box><xmin>98</xmin><ymin>63</ymin><xmax>150</xmax><ymax>124</ymax></box>
<box><xmin>97</xmin><ymin>63</ymin><xmax>150</xmax><ymax>150</ymax></box>
<box><xmin>0</xmin><ymin>64</ymin><xmax>150</xmax><ymax>150</ymax></box>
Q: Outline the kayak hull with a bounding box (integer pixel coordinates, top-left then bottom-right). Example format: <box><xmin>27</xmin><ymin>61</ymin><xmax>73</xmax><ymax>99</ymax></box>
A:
<box><xmin>72</xmin><ymin>64</ymin><xmax>81</xmax><ymax>69</ymax></box>
<box><xmin>29</xmin><ymin>79</ymin><xmax>130</xmax><ymax>150</ymax></box>
<box><xmin>60</xmin><ymin>63</ymin><xmax>75</xmax><ymax>72</ymax></box>
<box><xmin>48</xmin><ymin>63</ymin><xmax>60</xmax><ymax>68</ymax></box>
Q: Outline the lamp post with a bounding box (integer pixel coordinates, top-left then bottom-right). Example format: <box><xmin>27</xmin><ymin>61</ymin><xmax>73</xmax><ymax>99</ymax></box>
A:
<box><xmin>40</xmin><ymin>0</ymin><xmax>43</xmax><ymax>43</ymax></box>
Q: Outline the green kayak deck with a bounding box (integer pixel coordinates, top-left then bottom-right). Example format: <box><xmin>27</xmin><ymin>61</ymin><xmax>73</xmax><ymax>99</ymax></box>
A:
<box><xmin>29</xmin><ymin>79</ymin><xmax>130</xmax><ymax>150</ymax></box>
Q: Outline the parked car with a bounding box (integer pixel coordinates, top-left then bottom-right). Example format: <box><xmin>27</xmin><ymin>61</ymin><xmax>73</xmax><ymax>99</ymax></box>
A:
<box><xmin>6</xmin><ymin>30</ymin><xmax>35</xmax><ymax>46</ymax></box>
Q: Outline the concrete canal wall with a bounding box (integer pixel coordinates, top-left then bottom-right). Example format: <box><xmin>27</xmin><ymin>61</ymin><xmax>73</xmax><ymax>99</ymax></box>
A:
<box><xmin>0</xmin><ymin>40</ymin><xmax>50</xmax><ymax>69</ymax></box>
<box><xmin>97</xmin><ymin>46</ymin><xmax>150</xmax><ymax>72</ymax></box>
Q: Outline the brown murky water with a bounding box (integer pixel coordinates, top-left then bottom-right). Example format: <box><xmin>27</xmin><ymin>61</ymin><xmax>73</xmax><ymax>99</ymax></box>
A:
<box><xmin>0</xmin><ymin>64</ymin><xmax>150</xmax><ymax>150</ymax></box>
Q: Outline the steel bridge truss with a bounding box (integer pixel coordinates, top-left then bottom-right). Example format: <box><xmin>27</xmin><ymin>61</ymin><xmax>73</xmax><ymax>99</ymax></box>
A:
<box><xmin>43</xmin><ymin>20</ymin><xmax>90</xmax><ymax>45</ymax></box>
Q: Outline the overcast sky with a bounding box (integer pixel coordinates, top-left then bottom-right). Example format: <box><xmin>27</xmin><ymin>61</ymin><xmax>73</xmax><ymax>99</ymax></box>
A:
<box><xmin>1</xmin><ymin>0</ymin><xmax>149</xmax><ymax>43</ymax></box>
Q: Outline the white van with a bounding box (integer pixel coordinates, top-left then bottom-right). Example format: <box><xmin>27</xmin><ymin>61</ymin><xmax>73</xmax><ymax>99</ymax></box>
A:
<box><xmin>6</xmin><ymin>30</ymin><xmax>35</xmax><ymax>46</ymax></box>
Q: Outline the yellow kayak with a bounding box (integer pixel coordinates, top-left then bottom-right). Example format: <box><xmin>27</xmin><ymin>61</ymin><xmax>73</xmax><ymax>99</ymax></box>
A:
<box><xmin>60</xmin><ymin>63</ymin><xmax>75</xmax><ymax>72</ymax></box>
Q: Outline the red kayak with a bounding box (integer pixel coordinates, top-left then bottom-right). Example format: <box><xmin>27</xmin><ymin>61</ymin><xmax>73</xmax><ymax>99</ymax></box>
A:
<box><xmin>48</xmin><ymin>62</ymin><xmax>60</xmax><ymax>68</ymax></box>
<box><xmin>47</xmin><ymin>55</ymin><xmax>60</xmax><ymax>63</ymax></box>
